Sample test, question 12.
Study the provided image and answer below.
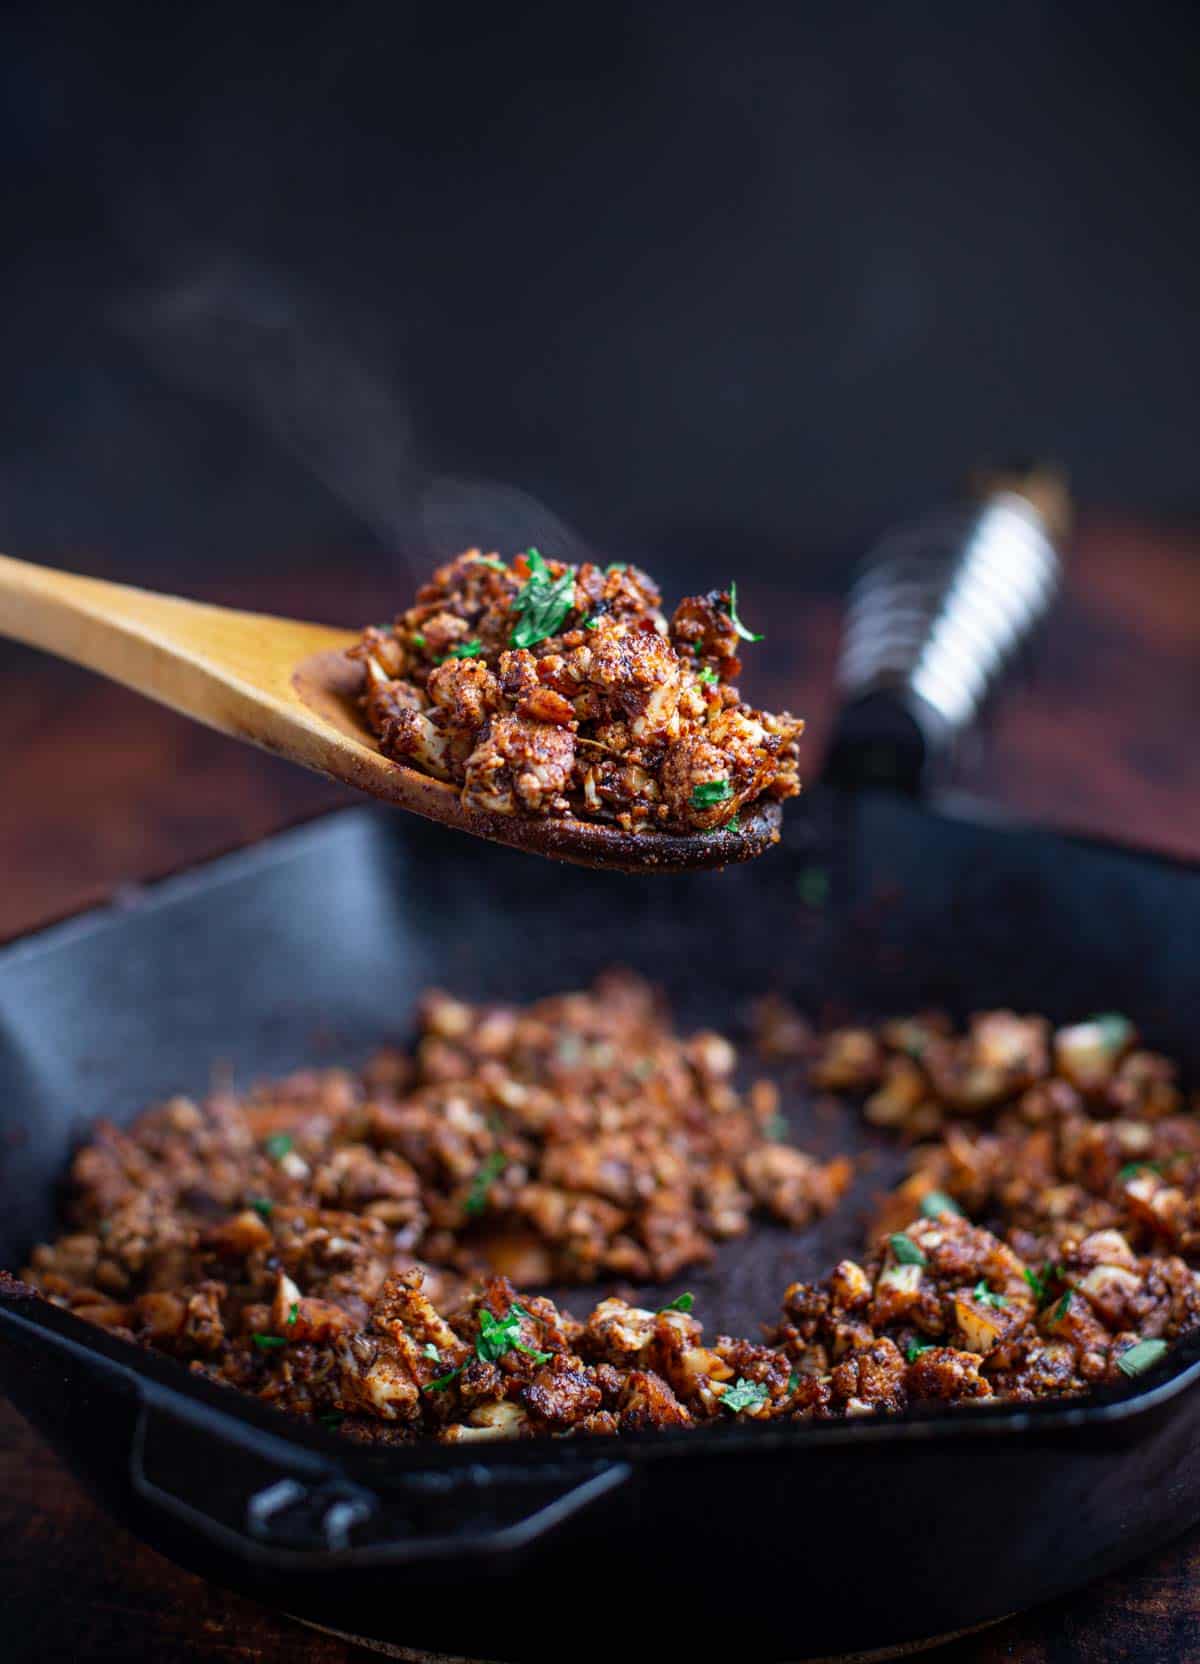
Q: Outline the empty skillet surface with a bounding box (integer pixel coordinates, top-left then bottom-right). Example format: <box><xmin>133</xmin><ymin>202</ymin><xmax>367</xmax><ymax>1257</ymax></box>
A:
<box><xmin>1</xmin><ymin>792</ymin><xmax>1200</xmax><ymax>1661</ymax></box>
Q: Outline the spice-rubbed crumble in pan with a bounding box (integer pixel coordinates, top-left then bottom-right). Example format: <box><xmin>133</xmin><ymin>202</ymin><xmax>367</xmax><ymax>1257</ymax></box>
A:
<box><xmin>348</xmin><ymin>549</ymin><xmax>803</xmax><ymax>834</ymax></box>
<box><xmin>17</xmin><ymin>994</ymin><xmax>1200</xmax><ymax>1442</ymax></box>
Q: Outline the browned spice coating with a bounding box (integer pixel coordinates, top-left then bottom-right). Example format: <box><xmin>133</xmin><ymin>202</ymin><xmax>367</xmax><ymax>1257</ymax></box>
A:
<box><xmin>349</xmin><ymin>550</ymin><xmax>804</xmax><ymax>833</ymax></box>
<box><xmin>18</xmin><ymin>998</ymin><xmax>1200</xmax><ymax>1443</ymax></box>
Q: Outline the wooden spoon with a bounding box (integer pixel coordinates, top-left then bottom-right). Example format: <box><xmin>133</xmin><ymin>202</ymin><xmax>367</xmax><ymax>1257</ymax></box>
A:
<box><xmin>0</xmin><ymin>554</ymin><xmax>783</xmax><ymax>872</ymax></box>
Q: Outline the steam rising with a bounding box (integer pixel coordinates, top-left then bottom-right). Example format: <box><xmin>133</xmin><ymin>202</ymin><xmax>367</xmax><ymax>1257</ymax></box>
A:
<box><xmin>120</xmin><ymin>255</ymin><xmax>587</xmax><ymax>569</ymax></box>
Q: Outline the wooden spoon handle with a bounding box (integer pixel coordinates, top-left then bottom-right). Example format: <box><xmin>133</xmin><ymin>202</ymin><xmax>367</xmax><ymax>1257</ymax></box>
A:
<box><xmin>0</xmin><ymin>551</ymin><xmax>357</xmax><ymax>761</ymax></box>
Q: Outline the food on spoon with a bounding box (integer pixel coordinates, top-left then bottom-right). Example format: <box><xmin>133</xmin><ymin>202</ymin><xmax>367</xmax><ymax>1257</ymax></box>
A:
<box><xmin>349</xmin><ymin>550</ymin><xmax>803</xmax><ymax>835</ymax></box>
<box><xmin>16</xmin><ymin>996</ymin><xmax>1199</xmax><ymax>1444</ymax></box>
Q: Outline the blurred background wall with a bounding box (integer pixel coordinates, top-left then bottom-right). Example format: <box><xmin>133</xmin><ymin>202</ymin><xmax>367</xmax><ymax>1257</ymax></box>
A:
<box><xmin>1</xmin><ymin>0</ymin><xmax>1197</xmax><ymax>594</ymax></box>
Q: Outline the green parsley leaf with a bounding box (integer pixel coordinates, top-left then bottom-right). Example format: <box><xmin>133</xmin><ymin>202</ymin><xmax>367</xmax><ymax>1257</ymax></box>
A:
<box><xmin>906</xmin><ymin>1338</ymin><xmax>936</xmax><ymax>1361</ymax></box>
<box><xmin>474</xmin><ymin>555</ymin><xmax>507</xmax><ymax>571</ymax></box>
<box><xmin>1023</xmin><ymin>1266</ymin><xmax>1047</xmax><ymax>1303</ymax></box>
<box><xmin>697</xmin><ymin>666</ymin><xmax>719</xmax><ymax>685</ymax></box>
<box><xmin>318</xmin><ymin>1411</ymin><xmax>344</xmax><ymax>1429</ymax></box>
<box><xmin>691</xmin><ymin>778</ymin><xmax>733</xmax><ymax>809</ymax></box>
<box><xmin>973</xmin><ymin>1280</ymin><xmax>1008</xmax><ymax>1309</ymax></box>
<box><xmin>1118</xmin><ymin>1160</ymin><xmax>1163</xmax><ymax>1184</ymax></box>
<box><xmin>476</xmin><ymin>1304</ymin><xmax>551</xmax><ymax>1365</ymax></box>
<box><xmin>1050</xmin><ymin>1291</ymin><xmax>1073</xmax><ymax>1324</ymax></box>
<box><xmin>249</xmin><ymin>1197</ymin><xmax>274</xmax><ymax>1221</ymax></box>
<box><xmin>658</xmin><ymin>1293</ymin><xmax>694</xmax><ymax>1314</ymax></box>
<box><xmin>411</xmin><ymin>631</ymin><xmax>426</xmax><ymax>648</ymax></box>
<box><xmin>464</xmin><ymin>1151</ymin><xmax>506</xmax><ymax>1218</ymax></box>
<box><xmin>424</xmin><ymin>1368</ymin><xmax>463</xmax><ymax>1392</ymax></box>
<box><xmin>606</xmin><ymin>562</ymin><xmax>627</xmax><ymax>574</ymax></box>
<box><xmin>1117</xmin><ymin>1337</ymin><xmax>1169</xmax><ymax>1379</ymax></box>
<box><xmin>721</xmin><ymin>1377</ymin><xmax>770</xmax><ymax>1414</ymax></box>
<box><xmin>583</xmin><ymin>615</ymin><xmax>601</xmax><ymax>630</ymax></box>
<box><xmin>252</xmin><ymin>1333</ymin><xmax>287</xmax><ymax>1351</ymax></box>
<box><xmin>921</xmin><ymin>1190</ymin><xmax>963</xmax><ymax>1219</ymax></box>
<box><xmin>442</xmin><ymin>638</ymin><xmax>484</xmax><ymax>660</ymax></box>
<box><xmin>889</xmin><ymin>1232</ymin><xmax>927</xmax><ymax>1267</ymax></box>
<box><xmin>474</xmin><ymin>1306</ymin><xmax>520</xmax><ymax>1363</ymax></box>
<box><xmin>764</xmin><ymin>1113</ymin><xmax>788</xmax><ymax>1142</ymax></box>
<box><xmin>286</xmin><ymin>1302</ymin><xmax>299</xmax><ymax>1326</ymax></box>
<box><xmin>422</xmin><ymin>1342</ymin><xmax>441</xmax><ymax>1360</ymax></box>
<box><xmin>509</xmin><ymin>548</ymin><xmax>577</xmax><ymax>649</ymax></box>
<box><xmin>786</xmin><ymin>1370</ymin><xmax>799</xmax><ymax>1393</ymax></box>
<box><xmin>727</xmin><ymin>580</ymin><xmax>764</xmax><ymax>643</ymax></box>
<box><xmin>264</xmin><ymin>1134</ymin><xmax>293</xmax><ymax>1161</ymax></box>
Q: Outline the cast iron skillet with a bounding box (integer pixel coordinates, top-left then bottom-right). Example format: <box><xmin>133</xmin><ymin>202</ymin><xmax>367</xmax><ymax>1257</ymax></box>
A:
<box><xmin>1</xmin><ymin>779</ymin><xmax>1199</xmax><ymax>1662</ymax></box>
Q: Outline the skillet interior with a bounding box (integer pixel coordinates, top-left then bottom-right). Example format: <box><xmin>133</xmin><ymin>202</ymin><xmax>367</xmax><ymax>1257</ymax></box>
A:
<box><xmin>2</xmin><ymin>791</ymin><xmax>1199</xmax><ymax>1662</ymax></box>
<box><xmin>2</xmin><ymin>787</ymin><xmax>1197</xmax><ymax>1323</ymax></box>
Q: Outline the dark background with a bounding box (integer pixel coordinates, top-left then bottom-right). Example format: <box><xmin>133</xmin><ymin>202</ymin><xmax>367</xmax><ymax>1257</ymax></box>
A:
<box><xmin>2</xmin><ymin>0</ymin><xmax>1197</xmax><ymax>597</ymax></box>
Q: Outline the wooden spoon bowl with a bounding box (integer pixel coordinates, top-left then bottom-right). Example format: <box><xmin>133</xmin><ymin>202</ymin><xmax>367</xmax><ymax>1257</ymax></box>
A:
<box><xmin>0</xmin><ymin>554</ymin><xmax>783</xmax><ymax>873</ymax></box>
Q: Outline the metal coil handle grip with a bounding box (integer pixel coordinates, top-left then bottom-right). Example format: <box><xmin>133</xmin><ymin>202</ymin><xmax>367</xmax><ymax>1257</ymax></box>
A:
<box><xmin>825</xmin><ymin>463</ymin><xmax>1069</xmax><ymax>792</ymax></box>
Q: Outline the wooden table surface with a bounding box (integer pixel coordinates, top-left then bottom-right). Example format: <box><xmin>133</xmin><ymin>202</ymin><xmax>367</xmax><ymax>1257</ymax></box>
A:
<box><xmin>2</xmin><ymin>514</ymin><xmax>1199</xmax><ymax>1663</ymax></box>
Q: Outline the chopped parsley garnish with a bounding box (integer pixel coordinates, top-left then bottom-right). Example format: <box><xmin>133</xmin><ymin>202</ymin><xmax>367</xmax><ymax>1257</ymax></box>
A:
<box><xmin>249</xmin><ymin>1197</ymin><xmax>274</xmax><ymax>1221</ymax></box>
<box><xmin>606</xmin><ymin>562</ymin><xmax>627</xmax><ymax>574</ymax></box>
<box><xmin>764</xmin><ymin>1113</ymin><xmax>788</xmax><ymax>1142</ymax></box>
<box><xmin>1117</xmin><ymin>1337</ymin><xmax>1169</xmax><ymax>1378</ymax></box>
<box><xmin>726</xmin><ymin>580</ymin><xmax>763</xmax><ymax>643</ymax></box>
<box><xmin>423</xmin><ymin>1298</ymin><xmax>562</xmax><ymax>1387</ymax></box>
<box><xmin>786</xmin><ymin>1370</ymin><xmax>799</xmax><ymax>1393</ymax></box>
<box><xmin>411</xmin><ymin>631</ymin><xmax>426</xmax><ymax>648</ymax></box>
<box><xmin>921</xmin><ymin>1190</ymin><xmax>963</xmax><ymax>1219</ymax></box>
<box><xmin>252</xmin><ymin>1333</ymin><xmax>287</xmax><ymax>1351</ymax></box>
<box><xmin>422</xmin><ymin>1342</ymin><xmax>441</xmax><ymax>1360</ymax></box>
<box><xmin>697</xmin><ymin>666</ymin><xmax>719</xmax><ymax>685</ymax></box>
<box><xmin>889</xmin><ymin>1232</ymin><xmax>926</xmax><ymax>1267</ymax></box>
<box><xmin>1051</xmin><ymin>1291</ymin><xmax>1073</xmax><ymax>1324</ymax></box>
<box><xmin>424</xmin><ymin>1369</ymin><xmax>462</xmax><ymax>1392</ymax></box>
<box><xmin>509</xmin><ymin>548</ymin><xmax>577</xmax><ymax>649</ymax></box>
<box><xmin>464</xmin><ymin>1151</ymin><xmax>506</xmax><ymax>1218</ymax></box>
<box><xmin>973</xmin><ymin>1280</ymin><xmax>1008</xmax><ymax>1310</ymax></box>
<box><xmin>264</xmin><ymin>1134</ymin><xmax>294</xmax><ymax>1161</ymax></box>
<box><xmin>659</xmin><ymin>1293</ymin><xmax>694</xmax><ymax>1314</ymax></box>
<box><xmin>474</xmin><ymin>555</ymin><xmax>507</xmax><ymax>571</ymax></box>
<box><xmin>318</xmin><ymin>1411</ymin><xmax>344</xmax><ymax>1429</ymax></box>
<box><xmin>473</xmin><ymin>1306</ymin><xmax>519</xmax><ymax>1364</ymax></box>
<box><xmin>441</xmin><ymin>638</ymin><xmax>484</xmax><ymax>661</ymax></box>
<box><xmin>1118</xmin><ymin>1160</ymin><xmax>1163</xmax><ymax>1184</ymax></box>
<box><xmin>906</xmin><ymin>1338</ymin><xmax>936</xmax><ymax>1361</ymax></box>
<box><xmin>691</xmin><ymin>778</ymin><xmax>733</xmax><ymax>809</ymax></box>
<box><xmin>476</xmin><ymin>1303</ymin><xmax>552</xmax><ymax>1364</ymax></box>
<box><xmin>1023</xmin><ymin>1266</ymin><xmax>1048</xmax><ymax>1303</ymax></box>
<box><xmin>286</xmin><ymin>1302</ymin><xmax>299</xmax><ymax>1326</ymax></box>
<box><xmin>583</xmin><ymin>615</ymin><xmax>601</xmax><ymax>630</ymax></box>
<box><xmin>721</xmin><ymin>1377</ymin><xmax>770</xmax><ymax>1414</ymax></box>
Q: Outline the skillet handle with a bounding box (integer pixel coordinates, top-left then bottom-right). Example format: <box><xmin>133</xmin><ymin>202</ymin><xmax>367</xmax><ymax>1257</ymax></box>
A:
<box><xmin>824</xmin><ymin>462</ymin><xmax>1068</xmax><ymax>792</ymax></box>
<box><xmin>129</xmin><ymin>1383</ymin><xmax>631</xmax><ymax>1570</ymax></box>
